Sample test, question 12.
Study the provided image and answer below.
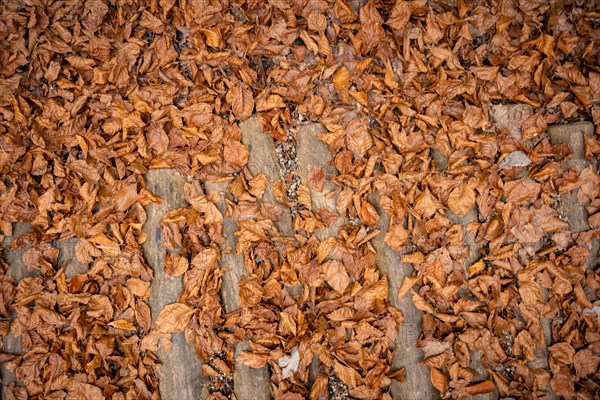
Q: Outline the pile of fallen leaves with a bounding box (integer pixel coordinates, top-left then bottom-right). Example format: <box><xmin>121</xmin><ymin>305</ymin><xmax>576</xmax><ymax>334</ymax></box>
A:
<box><xmin>1</xmin><ymin>0</ymin><xmax>599</xmax><ymax>399</ymax></box>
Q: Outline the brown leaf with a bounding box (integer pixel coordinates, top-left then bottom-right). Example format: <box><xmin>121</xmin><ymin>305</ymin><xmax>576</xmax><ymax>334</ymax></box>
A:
<box><xmin>430</xmin><ymin>368</ymin><xmax>448</xmax><ymax>393</ymax></box>
<box><xmin>346</xmin><ymin>118</ymin><xmax>373</xmax><ymax>158</ymax></box>
<box><xmin>358</xmin><ymin>201</ymin><xmax>379</xmax><ymax>226</ymax></box>
<box><xmin>324</xmin><ymin>260</ymin><xmax>350</xmax><ymax>294</ymax></box>
<box><xmin>397</xmin><ymin>276</ymin><xmax>419</xmax><ymax>300</ymax></box>
<box><xmin>113</xmin><ymin>183</ymin><xmax>137</xmax><ymax>212</ymax></box>
<box><xmin>109</xmin><ymin>319</ymin><xmax>136</xmax><ymax>331</ymax></box>
<box><xmin>334</xmin><ymin>361</ymin><xmax>361</xmax><ymax>388</ymax></box>
<box><xmin>279</xmin><ymin>312</ymin><xmax>297</xmax><ymax>336</ymax></box>
<box><xmin>67</xmin><ymin>382</ymin><xmax>104</xmax><ymax>400</ymax></box>
<box><xmin>135</xmin><ymin>300</ymin><xmax>152</xmax><ymax>332</ymax></box>
<box><xmin>448</xmin><ymin>183</ymin><xmax>475</xmax><ymax>216</ymax></box>
<box><xmin>69</xmin><ymin>159</ymin><xmax>101</xmax><ymax>183</ymax></box>
<box><xmin>249</xmin><ymin>173</ymin><xmax>269</xmax><ymax>198</ymax></box>
<box><xmin>504</xmin><ymin>179</ymin><xmax>541</xmax><ymax>205</ymax></box>
<box><xmin>88</xmin><ymin>234</ymin><xmax>120</xmax><ymax>256</ymax></box>
<box><xmin>224</xmin><ymin>137</ymin><xmax>250</xmax><ymax>169</ymax></box>
<box><xmin>155</xmin><ymin>303</ymin><xmax>194</xmax><ymax>333</ymax></box>
<box><xmin>200</xmin><ymin>28</ymin><xmax>223</xmax><ymax>49</ymax></box>
<box><xmin>307</xmin><ymin>166</ymin><xmax>325</xmax><ymax>192</ymax></box>
<box><xmin>464</xmin><ymin>380</ymin><xmax>495</xmax><ymax>395</ymax></box>
<box><xmin>363</xmin><ymin>275</ymin><xmax>388</xmax><ymax>301</ymax></box>
<box><xmin>414</xmin><ymin>188</ymin><xmax>440</xmax><ymax>219</ymax></box>
<box><xmin>238</xmin><ymin>351</ymin><xmax>269</xmax><ymax>368</ymax></box>
<box><xmin>232</xmin><ymin>84</ymin><xmax>254</xmax><ymax>121</ymax></box>
<box><xmin>384</xmin><ymin>223</ymin><xmax>408</xmax><ymax>250</ymax></box>
<box><xmin>164</xmin><ymin>253</ymin><xmax>189</xmax><ymax>277</ymax></box>
<box><xmin>310</xmin><ymin>374</ymin><xmax>328</xmax><ymax>399</ymax></box>
<box><xmin>389</xmin><ymin>368</ymin><xmax>406</xmax><ymax>382</ymax></box>
<box><xmin>550</xmin><ymin>372</ymin><xmax>575</xmax><ymax>400</ymax></box>
<box><xmin>333</xmin><ymin>67</ymin><xmax>350</xmax><ymax>93</ymax></box>
<box><xmin>358</xmin><ymin>1</ymin><xmax>384</xmax><ymax>53</ymax></box>
<box><xmin>573</xmin><ymin>348</ymin><xmax>599</xmax><ymax>378</ymax></box>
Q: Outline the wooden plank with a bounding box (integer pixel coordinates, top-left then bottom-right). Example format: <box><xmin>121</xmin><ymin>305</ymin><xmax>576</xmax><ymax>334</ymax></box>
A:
<box><xmin>142</xmin><ymin>169</ymin><xmax>205</xmax><ymax>400</ymax></box>
<box><xmin>204</xmin><ymin>181</ymin><xmax>272</xmax><ymax>400</ymax></box>
<box><xmin>295</xmin><ymin>122</ymin><xmax>348</xmax><ymax>385</ymax></box>
<box><xmin>446</xmin><ymin>210</ymin><xmax>499</xmax><ymax>400</ymax></box>
<box><xmin>3</xmin><ymin>223</ymin><xmax>33</xmax><ymax>282</ymax></box>
<box><xmin>242</xmin><ymin>117</ymin><xmax>293</xmax><ymax>236</ymax></box>
<box><xmin>295</xmin><ymin>123</ymin><xmax>346</xmax><ymax>241</ymax></box>
<box><xmin>1</xmin><ymin>222</ymin><xmax>31</xmax><ymax>393</ymax></box>
<box><xmin>433</xmin><ymin>148</ymin><xmax>498</xmax><ymax>400</ymax></box>
<box><xmin>201</xmin><ymin>116</ymin><xmax>298</xmax><ymax>400</ymax></box>
<box><xmin>548</xmin><ymin>122</ymin><xmax>599</xmax><ymax>270</ymax></box>
<box><xmin>56</xmin><ymin>237</ymin><xmax>88</xmax><ymax>278</ymax></box>
<box><xmin>369</xmin><ymin>200</ymin><xmax>436</xmax><ymax>400</ymax></box>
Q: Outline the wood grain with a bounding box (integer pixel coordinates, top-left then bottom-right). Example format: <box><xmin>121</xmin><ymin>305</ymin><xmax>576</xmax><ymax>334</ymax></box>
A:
<box><xmin>142</xmin><ymin>169</ymin><xmax>205</xmax><ymax>400</ymax></box>
<box><xmin>56</xmin><ymin>237</ymin><xmax>88</xmax><ymax>278</ymax></box>
<box><xmin>446</xmin><ymin>209</ymin><xmax>499</xmax><ymax>400</ymax></box>
<box><xmin>370</xmin><ymin>198</ymin><xmax>437</xmax><ymax>400</ymax></box>
<box><xmin>242</xmin><ymin>117</ymin><xmax>292</xmax><ymax>236</ymax></box>
<box><xmin>548</xmin><ymin>122</ymin><xmax>598</xmax><ymax>270</ymax></box>
<box><xmin>1</xmin><ymin>222</ymin><xmax>31</xmax><ymax>393</ymax></box>
<box><xmin>204</xmin><ymin>181</ymin><xmax>272</xmax><ymax>400</ymax></box>
<box><xmin>3</xmin><ymin>223</ymin><xmax>33</xmax><ymax>282</ymax></box>
<box><xmin>295</xmin><ymin>123</ymin><xmax>346</xmax><ymax>241</ymax></box>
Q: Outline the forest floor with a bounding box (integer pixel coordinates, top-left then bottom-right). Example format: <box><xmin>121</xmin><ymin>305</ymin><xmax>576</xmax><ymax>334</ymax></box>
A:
<box><xmin>1</xmin><ymin>1</ymin><xmax>599</xmax><ymax>400</ymax></box>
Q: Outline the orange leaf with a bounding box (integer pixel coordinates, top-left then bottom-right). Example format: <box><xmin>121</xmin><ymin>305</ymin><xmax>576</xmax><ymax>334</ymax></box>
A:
<box><xmin>448</xmin><ymin>183</ymin><xmax>475</xmax><ymax>216</ymax></box>
<box><xmin>238</xmin><ymin>351</ymin><xmax>269</xmax><ymax>368</ymax></box>
<box><xmin>333</xmin><ymin>66</ymin><xmax>350</xmax><ymax>92</ymax></box>
<box><xmin>232</xmin><ymin>84</ymin><xmax>254</xmax><ymax>121</ymax></box>
<box><xmin>464</xmin><ymin>380</ymin><xmax>495</xmax><ymax>395</ymax></box>
<box><xmin>359</xmin><ymin>201</ymin><xmax>379</xmax><ymax>226</ymax></box>
<box><xmin>200</xmin><ymin>28</ymin><xmax>223</xmax><ymax>49</ymax></box>
<box><xmin>384</xmin><ymin>223</ymin><xmax>408</xmax><ymax>250</ymax></box>
<box><xmin>430</xmin><ymin>367</ymin><xmax>448</xmax><ymax>393</ymax></box>
<box><xmin>155</xmin><ymin>303</ymin><xmax>194</xmax><ymax>333</ymax></box>
<box><xmin>109</xmin><ymin>319</ymin><xmax>136</xmax><ymax>331</ymax></box>
<box><xmin>324</xmin><ymin>260</ymin><xmax>350</xmax><ymax>294</ymax></box>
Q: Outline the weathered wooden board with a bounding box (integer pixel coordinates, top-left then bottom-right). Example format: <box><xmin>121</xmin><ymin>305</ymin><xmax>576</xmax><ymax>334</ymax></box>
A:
<box><xmin>295</xmin><ymin>123</ymin><xmax>346</xmax><ymax>241</ymax></box>
<box><xmin>370</xmin><ymin>202</ymin><xmax>437</xmax><ymax>400</ymax></box>
<box><xmin>142</xmin><ymin>169</ymin><xmax>205</xmax><ymax>400</ymax></box>
<box><xmin>204</xmin><ymin>181</ymin><xmax>272</xmax><ymax>400</ymax></box>
<box><xmin>242</xmin><ymin>117</ymin><xmax>293</xmax><ymax>237</ymax></box>
<box><xmin>446</xmin><ymin>209</ymin><xmax>499</xmax><ymax>400</ymax></box>
<box><xmin>296</xmin><ymin>122</ymin><xmax>349</xmax><ymax>385</ymax></box>
<box><xmin>433</xmin><ymin>147</ymin><xmax>498</xmax><ymax>400</ymax></box>
<box><xmin>549</xmin><ymin>123</ymin><xmax>594</xmax><ymax>232</ymax></box>
<box><xmin>200</xmin><ymin>116</ymin><xmax>297</xmax><ymax>400</ymax></box>
<box><xmin>56</xmin><ymin>237</ymin><xmax>88</xmax><ymax>278</ymax></box>
<box><xmin>548</xmin><ymin>122</ymin><xmax>598</xmax><ymax>270</ymax></box>
<box><xmin>1</xmin><ymin>222</ymin><xmax>32</xmax><ymax>393</ymax></box>
<box><xmin>3</xmin><ymin>223</ymin><xmax>33</xmax><ymax>282</ymax></box>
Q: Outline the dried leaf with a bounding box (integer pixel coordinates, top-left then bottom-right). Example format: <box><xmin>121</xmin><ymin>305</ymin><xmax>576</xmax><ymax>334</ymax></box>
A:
<box><xmin>232</xmin><ymin>84</ymin><xmax>254</xmax><ymax>121</ymax></box>
<box><xmin>448</xmin><ymin>183</ymin><xmax>475</xmax><ymax>216</ymax></box>
<box><xmin>430</xmin><ymin>368</ymin><xmax>448</xmax><ymax>393</ymax></box>
<box><xmin>155</xmin><ymin>303</ymin><xmax>194</xmax><ymax>333</ymax></box>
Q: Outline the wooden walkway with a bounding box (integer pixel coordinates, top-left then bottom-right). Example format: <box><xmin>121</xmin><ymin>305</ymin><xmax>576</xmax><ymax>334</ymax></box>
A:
<box><xmin>1</xmin><ymin>118</ymin><xmax>597</xmax><ymax>399</ymax></box>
